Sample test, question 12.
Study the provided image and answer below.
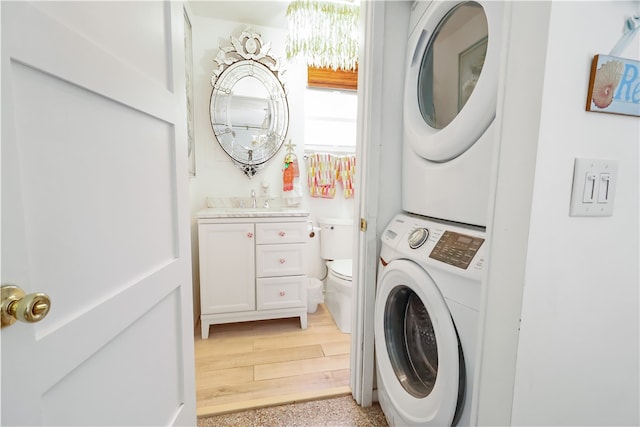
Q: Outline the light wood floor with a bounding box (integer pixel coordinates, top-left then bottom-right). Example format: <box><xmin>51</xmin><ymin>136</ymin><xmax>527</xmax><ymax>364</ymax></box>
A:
<box><xmin>194</xmin><ymin>304</ymin><xmax>352</xmax><ymax>417</ymax></box>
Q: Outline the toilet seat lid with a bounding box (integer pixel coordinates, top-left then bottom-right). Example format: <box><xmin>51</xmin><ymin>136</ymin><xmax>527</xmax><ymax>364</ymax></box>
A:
<box><xmin>330</xmin><ymin>259</ymin><xmax>352</xmax><ymax>281</ymax></box>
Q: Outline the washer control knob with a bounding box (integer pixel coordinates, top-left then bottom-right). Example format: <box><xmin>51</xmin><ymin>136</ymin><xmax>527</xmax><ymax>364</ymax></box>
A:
<box><xmin>408</xmin><ymin>228</ymin><xmax>429</xmax><ymax>249</ymax></box>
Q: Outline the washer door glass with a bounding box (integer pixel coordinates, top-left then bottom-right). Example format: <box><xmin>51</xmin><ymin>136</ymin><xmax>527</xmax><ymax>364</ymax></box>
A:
<box><xmin>418</xmin><ymin>1</ymin><xmax>488</xmax><ymax>130</ymax></box>
<box><xmin>404</xmin><ymin>1</ymin><xmax>502</xmax><ymax>162</ymax></box>
<box><xmin>385</xmin><ymin>285</ymin><xmax>438</xmax><ymax>398</ymax></box>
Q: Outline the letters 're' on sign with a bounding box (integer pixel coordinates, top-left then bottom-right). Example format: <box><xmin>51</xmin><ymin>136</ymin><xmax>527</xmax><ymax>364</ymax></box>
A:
<box><xmin>586</xmin><ymin>54</ymin><xmax>640</xmax><ymax>117</ymax></box>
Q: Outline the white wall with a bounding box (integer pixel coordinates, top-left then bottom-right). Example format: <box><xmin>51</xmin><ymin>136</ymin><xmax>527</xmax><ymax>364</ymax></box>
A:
<box><xmin>478</xmin><ymin>1</ymin><xmax>639</xmax><ymax>425</ymax></box>
<box><xmin>188</xmin><ymin>14</ymin><xmax>356</xmax><ymax>321</ymax></box>
<box><xmin>511</xmin><ymin>1</ymin><xmax>639</xmax><ymax>424</ymax></box>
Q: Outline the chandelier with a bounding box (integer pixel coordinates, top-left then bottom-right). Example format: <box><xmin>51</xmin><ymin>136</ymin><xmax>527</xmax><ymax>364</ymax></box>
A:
<box><xmin>286</xmin><ymin>0</ymin><xmax>360</xmax><ymax>71</ymax></box>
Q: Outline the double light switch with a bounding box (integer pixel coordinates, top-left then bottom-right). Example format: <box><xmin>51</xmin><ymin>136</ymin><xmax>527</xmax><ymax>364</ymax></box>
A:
<box><xmin>569</xmin><ymin>158</ymin><xmax>618</xmax><ymax>217</ymax></box>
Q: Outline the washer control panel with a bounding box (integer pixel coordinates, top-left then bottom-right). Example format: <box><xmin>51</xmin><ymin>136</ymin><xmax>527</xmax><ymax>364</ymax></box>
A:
<box><xmin>381</xmin><ymin>213</ymin><xmax>488</xmax><ymax>275</ymax></box>
<box><xmin>429</xmin><ymin>231</ymin><xmax>485</xmax><ymax>270</ymax></box>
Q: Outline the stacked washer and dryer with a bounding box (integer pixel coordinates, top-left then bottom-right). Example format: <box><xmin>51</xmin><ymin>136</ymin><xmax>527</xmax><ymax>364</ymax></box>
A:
<box><xmin>375</xmin><ymin>1</ymin><xmax>503</xmax><ymax>425</ymax></box>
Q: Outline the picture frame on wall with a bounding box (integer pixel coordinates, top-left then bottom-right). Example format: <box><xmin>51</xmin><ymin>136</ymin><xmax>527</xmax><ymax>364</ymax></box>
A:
<box><xmin>458</xmin><ymin>36</ymin><xmax>488</xmax><ymax>111</ymax></box>
<box><xmin>586</xmin><ymin>54</ymin><xmax>640</xmax><ymax>117</ymax></box>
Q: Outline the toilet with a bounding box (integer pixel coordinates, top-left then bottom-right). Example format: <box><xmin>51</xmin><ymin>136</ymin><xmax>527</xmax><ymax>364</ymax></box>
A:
<box><xmin>319</xmin><ymin>217</ymin><xmax>353</xmax><ymax>334</ymax></box>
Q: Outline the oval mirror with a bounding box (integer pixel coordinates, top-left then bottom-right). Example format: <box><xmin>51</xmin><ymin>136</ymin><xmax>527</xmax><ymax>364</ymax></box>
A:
<box><xmin>418</xmin><ymin>1</ymin><xmax>488</xmax><ymax>129</ymax></box>
<box><xmin>210</xmin><ymin>30</ymin><xmax>289</xmax><ymax>177</ymax></box>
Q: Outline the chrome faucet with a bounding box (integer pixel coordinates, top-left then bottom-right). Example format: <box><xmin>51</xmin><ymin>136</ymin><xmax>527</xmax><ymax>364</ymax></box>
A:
<box><xmin>250</xmin><ymin>189</ymin><xmax>257</xmax><ymax>208</ymax></box>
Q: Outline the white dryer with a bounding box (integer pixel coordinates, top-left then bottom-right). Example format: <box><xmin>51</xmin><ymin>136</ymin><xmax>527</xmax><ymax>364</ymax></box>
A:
<box><xmin>375</xmin><ymin>213</ymin><xmax>487</xmax><ymax>426</ymax></box>
<box><xmin>403</xmin><ymin>1</ymin><xmax>504</xmax><ymax>227</ymax></box>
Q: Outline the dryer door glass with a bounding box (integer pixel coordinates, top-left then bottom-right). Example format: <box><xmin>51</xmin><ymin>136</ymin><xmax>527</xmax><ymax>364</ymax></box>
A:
<box><xmin>384</xmin><ymin>285</ymin><xmax>438</xmax><ymax>398</ymax></box>
<box><xmin>418</xmin><ymin>2</ymin><xmax>488</xmax><ymax>129</ymax></box>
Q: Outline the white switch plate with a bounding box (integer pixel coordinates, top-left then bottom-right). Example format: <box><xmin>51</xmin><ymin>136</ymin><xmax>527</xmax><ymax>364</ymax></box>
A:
<box><xmin>569</xmin><ymin>158</ymin><xmax>618</xmax><ymax>217</ymax></box>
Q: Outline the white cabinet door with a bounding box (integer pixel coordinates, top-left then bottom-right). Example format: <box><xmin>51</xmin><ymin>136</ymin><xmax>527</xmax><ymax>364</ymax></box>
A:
<box><xmin>1</xmin><ymin>2</ymin><xmax>195</xmax><ymax>425</ymax></box>
<box><xmin>199</xmin><ymin>223</ymin><xmax>256</xmax><ymax>314</ymax></box>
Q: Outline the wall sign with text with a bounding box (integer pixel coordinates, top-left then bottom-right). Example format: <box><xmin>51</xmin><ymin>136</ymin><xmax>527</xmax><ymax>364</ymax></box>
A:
<box><xmin>586</xmin><ymin>54</ymin><xmax>640</xmax><ymax>117</ymax></box>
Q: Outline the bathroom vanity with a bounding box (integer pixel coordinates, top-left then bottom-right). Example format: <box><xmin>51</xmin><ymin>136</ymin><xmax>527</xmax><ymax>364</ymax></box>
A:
<box><xmin>197</xmin><ymin>208</ymin><xmax>310</xmax><ymax>339</ymax></box>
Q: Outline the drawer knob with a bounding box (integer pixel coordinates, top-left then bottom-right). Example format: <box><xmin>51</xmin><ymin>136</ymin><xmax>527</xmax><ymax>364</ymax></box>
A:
<box><xmin>279</xmin><ymin>291</ymin><xmax>286</xmax><ymax>297</ymax></box>
<box><xmin>278</xmin><ymin>231</ymin><xmax>286</xmax><ymax>237</ymax></box>
<box><xmin>279</xmin><ymin>258</ymin><xmax>286</xmax><ymax>264</ymax></box>
<box><xmin>247</xmin><ymin>232</ymin><xmax>253</xmax><ymax>238</ymax></box>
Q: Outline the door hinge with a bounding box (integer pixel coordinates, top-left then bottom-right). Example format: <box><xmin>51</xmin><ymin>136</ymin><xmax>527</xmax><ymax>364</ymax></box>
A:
<box><xmin>360</xmin><ymin>218</ymin><xmax>367</xmax><ymax>232</ymax></box>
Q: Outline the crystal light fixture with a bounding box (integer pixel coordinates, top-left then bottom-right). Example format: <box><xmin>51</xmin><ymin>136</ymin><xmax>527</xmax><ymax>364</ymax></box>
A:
<box><xmin>286</xmin><ymin>0</ymin><xmax>360</xmax><ymax>71</ymax></box>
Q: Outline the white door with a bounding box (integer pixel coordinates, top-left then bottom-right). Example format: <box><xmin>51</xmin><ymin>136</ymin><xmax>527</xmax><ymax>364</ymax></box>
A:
<box><xmin>350</xmin><ymin>0</ymin><xmax>385</xmax><ymax>407</ymax></box>
<box><xmin>1</xmin><ymin>2</ymin><xmax>196</xmax><ymax>425</ymax></box>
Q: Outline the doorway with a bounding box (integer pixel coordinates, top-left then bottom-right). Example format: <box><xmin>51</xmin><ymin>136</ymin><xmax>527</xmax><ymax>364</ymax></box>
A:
<box><xmin>186</xmin><ymin>1</ymin><xmax>364</xmax><ymax>417</ymax></box>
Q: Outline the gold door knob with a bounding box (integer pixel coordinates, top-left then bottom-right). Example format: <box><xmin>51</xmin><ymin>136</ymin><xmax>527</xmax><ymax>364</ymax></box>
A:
<box><xmin>1</xmin><ymin>285</ymin><xmax>51</xmax><ymax>328</ymax></box>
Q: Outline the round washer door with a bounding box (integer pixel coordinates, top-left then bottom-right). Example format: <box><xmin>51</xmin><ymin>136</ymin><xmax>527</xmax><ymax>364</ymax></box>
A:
<box><xmin>375</xmin><ymin>259</ymin><xmax>461</xmax><ymax>426</ymax></box>
<box><xmin>403</xmin><ymin>1</ymin><xmax>504</xmax><ymax>162</ymax></box>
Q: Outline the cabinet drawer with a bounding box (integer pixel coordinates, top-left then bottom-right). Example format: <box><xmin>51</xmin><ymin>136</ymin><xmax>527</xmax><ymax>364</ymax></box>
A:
<box><xmin>256</xmin><ymin>243</ymin><xmax>306</xmax><ymax>277</ymax></box>
<box><xmin>256</xmin><ymin>222</ymin><xmax>308</xmax><ymax>244</ymax></box>
<box><xmin>257</xmin><ymin>276</ymin><xmax>307</xmax><ymax>310</ymax></box>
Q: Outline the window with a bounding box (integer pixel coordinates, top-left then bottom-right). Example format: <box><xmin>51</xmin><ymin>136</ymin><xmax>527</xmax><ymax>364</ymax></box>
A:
<box><xmin>303</xmin><ymin>87</ymin><xmax>357</xmax><ymax>153</ymax></box>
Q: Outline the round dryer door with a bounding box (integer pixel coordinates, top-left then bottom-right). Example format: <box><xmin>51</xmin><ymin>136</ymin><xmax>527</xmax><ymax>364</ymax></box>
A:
<box><xmin>404</xmin><ymin>1</ymin><xmax>503</xmax><ymax>162</ymax></box>
<box><xmin>375</xmin><ymin>260</ymin><xmax>464</xmax><ymax>426</ymax></box>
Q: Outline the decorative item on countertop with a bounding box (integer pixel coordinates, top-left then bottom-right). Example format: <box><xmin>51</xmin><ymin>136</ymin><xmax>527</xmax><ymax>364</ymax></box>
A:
<box><xmin>336</xmin><ymin>155</ymin><xmax>356</xmax><ymax>198</ymax></box>
<box><xmin>307</xmin><ymin>152</ymin><xmax>336</xmax><ymax>198</ymax></box>
<box><xmin>586</xmin><ymin>14</ymin><xmax>640</xmax><ymax>117</ymax></box>
<box><xmin>282</xmin><ymin>140</ymin><xmax>303</xmax><ymax>206</ymax></box>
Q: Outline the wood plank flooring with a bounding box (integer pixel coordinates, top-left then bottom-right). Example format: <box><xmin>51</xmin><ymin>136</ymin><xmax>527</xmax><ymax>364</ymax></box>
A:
<box><xmin>194</xmin><ymin>303</ymin><xmax>352</xmax><ymax>417</ymax></box>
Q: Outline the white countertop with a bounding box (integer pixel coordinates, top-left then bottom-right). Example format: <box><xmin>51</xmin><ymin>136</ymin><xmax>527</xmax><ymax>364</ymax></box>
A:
<box><xmin>197</xmin><ymin>207</ymin><xmax>310</xmax><ymax>219</ymax></box>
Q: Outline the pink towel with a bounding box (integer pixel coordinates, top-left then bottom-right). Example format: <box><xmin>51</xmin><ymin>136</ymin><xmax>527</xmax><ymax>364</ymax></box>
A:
<box><xmin>307</xmin><ymin>153</ymin><xmax>336</xmax><ymax>198</ymax></box>
<box><xmin>337</xmin><ymin>155</ymin><xmax>356</xmax><ymax>199</ymax></box>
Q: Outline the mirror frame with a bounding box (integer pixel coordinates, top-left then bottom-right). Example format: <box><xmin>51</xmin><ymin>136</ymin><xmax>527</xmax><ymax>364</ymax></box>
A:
<box><xmin>210</xmin><ymin>30</ymin><xmax>289</xmax><ymax>177</ymax></box>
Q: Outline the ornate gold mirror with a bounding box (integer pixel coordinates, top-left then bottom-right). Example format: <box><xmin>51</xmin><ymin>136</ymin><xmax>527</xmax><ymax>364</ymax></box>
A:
<box><xmin>210</xmin><ymin>30</ymin><xmax>289</xmax><ymax>177</ymax></box>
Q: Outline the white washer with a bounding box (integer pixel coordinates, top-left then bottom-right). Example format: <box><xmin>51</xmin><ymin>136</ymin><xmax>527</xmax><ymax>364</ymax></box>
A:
<box><xmin>403</xmin><ymin>1</ymin><xmax>504</xmax><ymax>227</ymax></box>
<box><xmin>375</xmin><ymin>213</ymin><xmax>487</xmax><ymax>426</ymax></box>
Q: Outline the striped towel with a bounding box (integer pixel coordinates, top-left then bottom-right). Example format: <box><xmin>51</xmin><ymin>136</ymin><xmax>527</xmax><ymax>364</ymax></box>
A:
<box><xmin>337</xmin><ymin>155</ymin><xmax>356</xmax><ymax>199</ymax></box>
<box><xmin>307</xmin><ymin>153</ymin><xmax>336</xmax><ymax>198</ymax></box>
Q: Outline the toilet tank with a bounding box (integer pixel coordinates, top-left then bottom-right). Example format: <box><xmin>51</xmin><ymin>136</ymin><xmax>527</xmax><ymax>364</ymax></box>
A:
<box><xmin>319</xmin><ymin>217</ymin><xmax>354</xmax><ymax>260</ymax></box>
